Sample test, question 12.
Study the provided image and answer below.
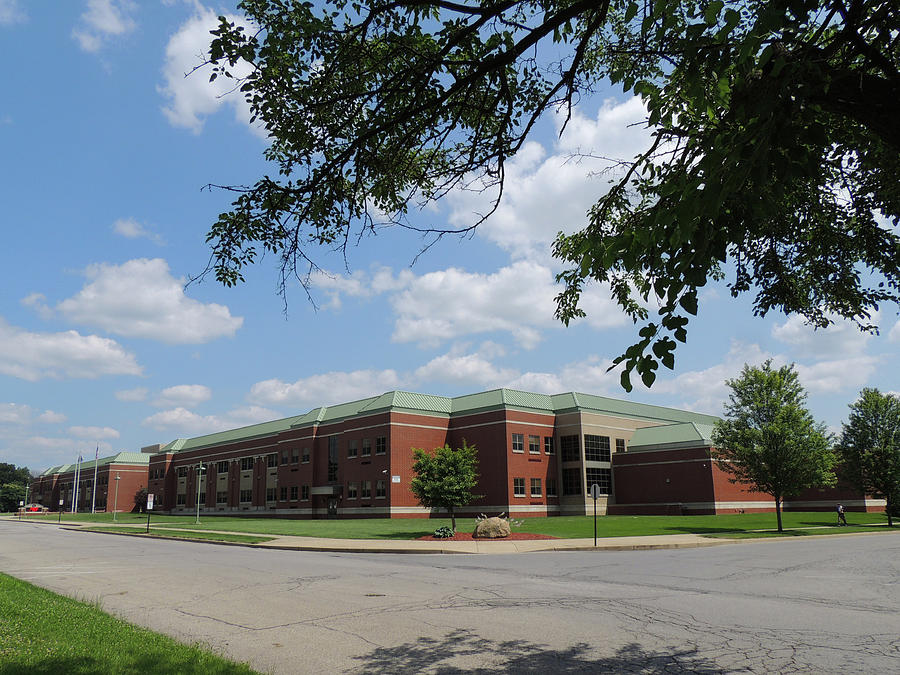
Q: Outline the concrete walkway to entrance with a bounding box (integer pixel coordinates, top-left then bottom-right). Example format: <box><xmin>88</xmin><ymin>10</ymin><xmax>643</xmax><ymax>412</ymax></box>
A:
<box><xmin>9</xmin><ymin>517</ymin><xmax>731</xmax><ymax>553</ymax></box>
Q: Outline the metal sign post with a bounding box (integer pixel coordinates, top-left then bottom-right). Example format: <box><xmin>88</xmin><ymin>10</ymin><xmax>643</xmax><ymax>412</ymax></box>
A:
<box><xmin>590</xmin><ymin>483</ymin><xmax>600</xmax><ymax>547</ymax></box>
<box><xmin>146</xmin><ymin>493</ymin><xmax>154</xmax><ymax>533</ymax></box>
<box><xmin>58</xmin><ymin>499</ymin><xmax>63</xmax><ymax>524</ymax></box>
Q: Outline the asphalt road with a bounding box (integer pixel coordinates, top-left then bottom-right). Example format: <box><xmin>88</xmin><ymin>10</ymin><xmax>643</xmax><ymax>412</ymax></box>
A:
<box><xmin>2</xmin><ymin>521</ymin><xmax>899</xmax><ymax>674</ymax></box>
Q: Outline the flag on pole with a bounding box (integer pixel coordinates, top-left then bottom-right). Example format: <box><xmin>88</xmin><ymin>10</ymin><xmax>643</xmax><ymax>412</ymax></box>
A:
<box><xmin>95</xmin><ymin>445</ymin><xmax>99</xmax><ymax>460</ymax></box>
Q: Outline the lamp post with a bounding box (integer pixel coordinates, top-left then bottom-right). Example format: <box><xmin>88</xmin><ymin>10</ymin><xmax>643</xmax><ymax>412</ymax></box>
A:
<box><xmin>195</xmin><ymin>462</ymin><xmax>205</xmax><ymax>525</ymax></box>
<box><xmin>113</xmin><ymin>472</ymin><xmax>121</xmax><ymax>522</ymax></box>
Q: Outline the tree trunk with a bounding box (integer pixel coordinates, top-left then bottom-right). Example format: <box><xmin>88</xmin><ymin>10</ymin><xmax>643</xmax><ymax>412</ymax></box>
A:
<box><xmin>775</xmin><ymin>495</ymin><xmax>783</xmax><ymax>532</ymax></box>
<box><xmin>449</xmin><ymin>505</ymin><xmax>456</xmax><ymax>532</ymax></box>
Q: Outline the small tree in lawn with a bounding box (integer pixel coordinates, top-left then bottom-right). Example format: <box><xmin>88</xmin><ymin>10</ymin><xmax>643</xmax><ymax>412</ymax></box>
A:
<box><xmin>410</xmin><ymin>441</ymin><xmax>481</xmax><ymax>532</ymax></box>
<box><xmin>712</xmin><ymin>361</ymin><xmax>835</xmax><ymax>532</ymax></box>
<box><xmin>840</xmin><ymin>388</ymin><xmax>900</xmax><ymax>527</ymax></box>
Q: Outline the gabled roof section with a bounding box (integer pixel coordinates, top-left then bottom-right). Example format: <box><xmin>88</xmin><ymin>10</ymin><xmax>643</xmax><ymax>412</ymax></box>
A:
<box><xmin>629</xmin><ymin>421</ymin><xmax>716</xmax><ymax>450</ymax></box>
<box><xmin>38</xmin><ymin>452</ymin><xmax>152</xmax><ymax>476</ymax></box>
<box><xmin>172</xmin><ymin>414</ymin><xmax>306</xmax><ymax>452</ymax></box>
<box><xmin>450</xmin><ymin>388</ymin><xmax>555</xmax><ymax>415</ymax></box>
<box><xmin>551</xmin><ymin>391</ymin><xmax>720</xmax><ymax>425</ymax></box>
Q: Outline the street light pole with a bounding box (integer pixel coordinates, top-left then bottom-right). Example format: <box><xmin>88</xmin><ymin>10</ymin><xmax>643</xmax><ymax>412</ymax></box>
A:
<box><xmin>113</xmin><ymin>472</ymin><xmax>121</xmax><ymax>522</ymax></box>
<box><xmin>195</xmin><ymin>462</ymin><xmax>205</xmax><ymax>524</ymax></box>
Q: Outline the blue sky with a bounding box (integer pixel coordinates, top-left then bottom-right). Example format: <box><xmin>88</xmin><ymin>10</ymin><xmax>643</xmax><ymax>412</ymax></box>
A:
<box><xmin>2</xmin><ymin>1</ymin><xmax>898</xmax><ymax>474</ymax></box>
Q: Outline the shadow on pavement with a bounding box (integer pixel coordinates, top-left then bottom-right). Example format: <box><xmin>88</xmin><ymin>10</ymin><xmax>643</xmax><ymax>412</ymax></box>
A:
<box><xmin>351</xmin><ymin>630</ymin><xmax>724</xmax><ymax>673</ymax></box>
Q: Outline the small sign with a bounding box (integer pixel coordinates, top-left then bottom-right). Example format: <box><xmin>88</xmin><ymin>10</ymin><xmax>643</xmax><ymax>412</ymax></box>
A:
<box><xmin>146</xmin><ymin>493</ymin><xmax>155</xmax><ymax>510</ymax></box>
<box><xmin>590</xmin><ymin>483</ymin><xmax>600</xmax><ymax>500</ymax></box>
<box><xmin>19</xmin><ymin>500</ymin><xmax>24</xmax><ymax>507</ymax></box>
<box><xmin>59</xmin><ymin>499</ymin><xmax>64</xmax><ymax>506</ymax></box>
<box><xmin>391</xmin><ymin>475</ymin><xmax>401</xmax><ymax>483</ymax></box>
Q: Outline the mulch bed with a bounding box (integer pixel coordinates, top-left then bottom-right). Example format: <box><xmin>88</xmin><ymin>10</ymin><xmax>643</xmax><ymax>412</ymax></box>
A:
<box><xmin>418</xmin><ymin>531</ymin><xmax>559</xmax><ymax>541</ymax></box>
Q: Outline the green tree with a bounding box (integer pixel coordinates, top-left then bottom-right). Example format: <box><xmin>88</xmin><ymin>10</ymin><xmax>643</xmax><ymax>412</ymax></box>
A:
<box><xmin>711</xmin><ymin>361</ymin><xmax>835</xmax><ymax>532</ymax></box>
<box><xmin>203</xmin><ymin>1</ymin><xmax>900</xmax><ymax>389</ymax></box>
<box><xmin>839</xmin><ymin>388</ymin><xmax>900</xmax><ymax>526</ymax></box>
<box><xmin>0</xmin><ymin>463</ymin><xmax>32</xmax><ymax>512</ymax></box>
<box><xmin>410</xmin><ymin>441</ymin><xmax>481</xmax><ymax>531</ymax></box>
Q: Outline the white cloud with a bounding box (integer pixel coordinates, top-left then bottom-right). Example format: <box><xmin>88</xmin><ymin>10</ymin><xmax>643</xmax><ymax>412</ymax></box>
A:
<box><xmin>390</xmin><ymin>261</ymin><xmax>625</xmax><ymax>348</ymax></box>
<box><xmin>141</xmin><ymin>405</ymin><xmax>279</xmax><ymax>436</ymax></box>
<box><xmin>153</xmin><ymin>384</ymin><xmax>212</xmax><ymax>408</ymax></box>
<box><xmin>159</xmin><ymin>4</ymin><xmax>262</xmax><ymax>135</ymax></box>
<box><xmin>889</xmin><ymin>320</ymin><xmax>900</xmax><ymax>343</ymax></box>
<box><xmin>648</xmin><ymin>341</ymin><xmax>775</xmax><ymax>416</ymax></box>
<box><xmin>0</xmin><ymin>403</ymin><xmax>66</xmax><ymax>425</ymax></box>
<box><xmin>414</xmin><ymin>351</ymin><xmax>518</xmax><ymax>387</ymax></box>
<box><xmin>115</xmin><ymin>387</ymin><xmax>148</xmax><ymax>402</ymax></box>
<box><xmin>249</xmin><ymin>370</ymin><xmax>403</xmax><ymax>408</ymax></box>
<box><xmin>68</xmin><ymin>425</ymin><xmax>120</xmax><ymax>440</ymax></box>
<box><xmin>57</xmin><ymin>258</ymin><xmax>243</xmax><ymax>344</ymax></box>
<box><xmin>772</xmin><ymin>313</ymin><xmax>876</xmax><ymax>359</ymax></box>
<box><xmin>0</xmin><ymin>0</ymin><xmax>26</xmax><ymax>25</ymax></box>
<box><xmin>0</xmin><ymin>317</ymin><xmax>142</xmax><ymax>381</ymax></box>
<box><xmin>20</xmin><ymin>292</ymin><xmax>53</xmax><ymax>319</ymax></box>
<box><xmin>310</xmin><ymin>266</ymin><xmax>415</xmax><ymax>309</ymax></box>
<box><xmin>112</xmin><ymin>217</ymin><xmax>164</xmax><ymax>244</ymax></box>
<box><xmin>447</xmin><ymin>97</ymin><xmax>651</xmax><ymax>262</ymax></box>
<box><xmin>794</xmin><ymin>357</ymin><xmax>881</xmax><ymax>395</ymax></box>
<box><xmin>72</xmin><ymin>0</ymin><xmax>137</xmax><ymax>53</ymax></box>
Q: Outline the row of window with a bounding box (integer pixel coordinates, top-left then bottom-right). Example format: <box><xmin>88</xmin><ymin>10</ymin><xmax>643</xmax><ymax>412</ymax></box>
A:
<box><xmin>511</xmin><ymin>477</ymin><xmax>558</xmax><ymax>498</ymax></box>
<box><xmin>346</xmin><ymin>480</ymin><xmax>387</xmax><ymax>499</ymax></box>
<box><xmin>511</xmin><ymin>433</ymin><xmax>554</xmax><ymax>455</ymax></box>
<box><xmin>560</xmin><ymin>467</ymin><xmax>611</xmax><ymax>495</ymax></box>
<box><xmin>345</xmin><ymin>436</ymin><xmax>387</xmax><ymax>458</ymax></box>
<box><xmin>559</xmin><ymin>435</ymin><xmax>626</xmax><ymax>463</ymax></box>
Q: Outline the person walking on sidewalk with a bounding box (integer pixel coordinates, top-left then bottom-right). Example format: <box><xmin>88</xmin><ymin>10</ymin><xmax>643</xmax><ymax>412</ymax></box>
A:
<box><xmin>836</xmin><ymin>503</ymin><xmax>848</xmax><ymax>526</ymax></box>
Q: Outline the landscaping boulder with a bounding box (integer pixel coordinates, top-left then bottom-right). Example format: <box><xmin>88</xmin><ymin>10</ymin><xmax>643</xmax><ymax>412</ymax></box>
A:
<box><xmin>473</xmin><ymin>516</ymin><xmax>510</xmax><ymax>539</ymax></box>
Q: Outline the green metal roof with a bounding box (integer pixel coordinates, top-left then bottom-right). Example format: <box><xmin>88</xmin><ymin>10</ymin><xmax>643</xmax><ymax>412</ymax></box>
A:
<box><xmin>629</xmin><ymin>422</ymin><xmax>717</xmax><ymax>449</ymax></box>
<box><xmin>157</xmin><ymin>388</ymin><xmax>720</xmax><ymax>456</ymax></box>
<box><xmin>39</xmin><ymin>452</ymin><xmax>151</xmax><ymax>476</ymax></box>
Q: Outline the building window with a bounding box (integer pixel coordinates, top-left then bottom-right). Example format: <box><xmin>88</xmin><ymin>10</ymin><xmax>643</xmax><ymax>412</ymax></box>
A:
<box><xmin>560</xmin><ymin>436</ymin><xmax>580</xmax><ymax>462</ymax></box>
<box><xmin>546</xmin><ymin>478</ymin><xmax>558</xmax><ymax>497</ymax></box>
<box><xmin>176</xmin><ymin>493</ymin><xmax>186</xmax><ymax>505</ymax></box>
<box><xmin>544</xmin><ymin>436</ymin><xmax>554</xmax><ymax>454</ymax></box>
<box><xmin>616</xmin><ymin>438</ymin><xmax>626</xmax><ymax>453</ymax></box>
<box><xmin>267</xmin><ymin>453</ymin><xmax>278</xmax><ymax>467</ymax></box>
<box><xmin>376</xmin><ymin>436</ymin><xmax>386</xmax><ymax>455</ymax></box>
<box><xmin>216</xmin><ymin>491</ymin><xmax>228</xmax><ymax>504</ymax></box>
<box><xmin>217</xmin><ymin>461</ymin><xmax>229</xmax><ymax>474</ymax></box>
<box><xmin>348</xmin><ymin>482</ymin><xmax>358</xmax><ymax>499</ymax></box>
<box><xmin>281</xmin><ymin>450</ymin><xmax>289</xmax><ymax>465</ymax></box>
<box><xmin>511</xmin><ymin>433</ymin><xmax>524</xmax><ymax>453</ymax></box>
<box><xmin>266</xmin><ymin>487</ymin><xmax>276</xmax><ymax>501</ymax></box>
<box><xmin>529</xmin><ymin>435</ymin><xmax>540</xmax><ymax>454</ymax></box>
<box><xmin>361</xmin><ymin>438</ymin><xmax>371</xmax><ymax>457</ymax></box>
<box><xmin>302</xmin><ymin>448</ymin><xmax>310</xmax><ymax>463</ymax></box>
<box><xmin>280</xmin><ymin>486</ymin><xmax>287</xmax><ymax>501</ymax></box>
<box><xmin>328</xmin><ymin>437</ymin><xmax>339</xmax><ymax>483</ymax></box>
<box><xmin>291</xmin><ymin>448</ymin><xmax>299</xmax><ymax>464</ymax></box>
<box><xmin>562</xmin><ymin>468</ymin><xmax>582</xmax><ymax>495</ymax></box>
<box><xmin>376</xmin><ymin>480</ymin><xmax>386</xmax><ymax>498</ymax></box>
<box><xmin>584</xmin><ymin>435</ymin><xmax>611</xmax><ymax>462</ymax></box>
<box><xmin>301</xmin><ymin>485</ymin><xmax>309</xmax><ymax>501</ymax></box>
<box><xmin>361</xmin><ymin>480</ymin><xmax>372</xmax><ymax>498</ymax></box>
<box><xmin>513</xmin><ymin>478</ymin><xmax>526</xmax><ymax>497</ymax></box>
<box><xmin>241</xmin><ymin>457</ymin><xmax>254</xmax><ymax>471</ymax></box>
<box><xmin>347</xmin><ymin>439</ymin><xmax>358</xmax><ymax>458</ymax></box>
<box><xmin>530</xmin><ymin>478</ymin><xmax>542</xmax><ymax>497</ymax></box>
<box><xmin>586</xmin><ymin>468</ymin><xmax>611</xmax><ymax>494</ymax></box>
<box><xmin>240</xmin><ymin>489</ymin><xmax>252</xmax><ymax>502</ymax></box>
<box><xmin>290</xmin><ymin>486</ymin><xmax>299</xmax><ymax>501</ymax></box>
<box><xmin>177</xmin><ymin>466</ymin><xmax>188</xmax><ymax>477</ymax></box>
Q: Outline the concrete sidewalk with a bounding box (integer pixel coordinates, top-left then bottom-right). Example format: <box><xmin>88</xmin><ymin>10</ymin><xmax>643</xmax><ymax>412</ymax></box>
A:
<box><xmin>10</xmin><ymin>518</ymin><xmax>731</xmax><ymax>554</ymax></box>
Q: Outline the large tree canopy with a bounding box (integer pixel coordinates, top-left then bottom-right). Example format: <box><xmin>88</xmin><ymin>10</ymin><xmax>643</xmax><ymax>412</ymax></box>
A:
<box><xmin>205</xmin><ymin>0</ymin><xmax>900</xmax><ymax>388</ymax></box>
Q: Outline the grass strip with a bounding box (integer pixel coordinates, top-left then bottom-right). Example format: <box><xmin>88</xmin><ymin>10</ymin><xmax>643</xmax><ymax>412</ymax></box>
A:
<box><xmin>23</xmin><ymin>511</ymin><xmax>895</xmax><ymax>540</ymax></box>
<box><xmin>0</xmin><ymin>572</ymin><xmax>257</xmax><ymax>675</ymax></box>
<box><xmin>84</xmin><ymin>527</ymin><xmax>273</xmax><ymax>544</ymax></box>
<box><xmin>703</xmin><ymin>525</ymin><xmax>891</xmax><ymax>539</ymax></box>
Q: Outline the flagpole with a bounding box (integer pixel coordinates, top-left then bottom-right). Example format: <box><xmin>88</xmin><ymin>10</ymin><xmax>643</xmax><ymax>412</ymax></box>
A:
<box><xmin>73</xmin><ymin>454</ymin><xmax>82</xmax><ymax>513</ymax></box>
<box><xmin>71</xmin><ymin>457</ymin><xmax>77</xmax><ymax>513</ymax></box>
<box><xmin>91</xmin><ymin>445</ymin><xmax>99</xmax><ymax>514</ymax></box>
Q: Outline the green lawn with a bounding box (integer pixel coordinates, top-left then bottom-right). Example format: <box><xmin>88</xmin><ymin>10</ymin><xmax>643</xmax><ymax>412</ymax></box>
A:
<box><xmin>0</xmin><ymin>573</ymin><xmax>257</xmax><ymax>675</ymax></box>
<box><xmin>21</xmin><ymin>510</ymin><xmax>894</xmax><ymax>539</ymax></box>
<box><xmin>84</xmin><ymin>527</ymin><xmax>274</xmax><ymax>544</ymax></box>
